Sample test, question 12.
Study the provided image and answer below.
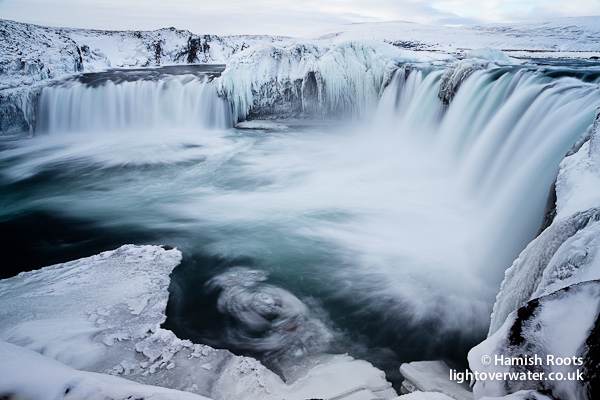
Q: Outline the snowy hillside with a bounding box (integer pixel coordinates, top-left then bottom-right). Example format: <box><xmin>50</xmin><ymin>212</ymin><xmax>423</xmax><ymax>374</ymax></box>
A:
<box><xmin>306</xmin><ymin>17</ymin><xmax>600</xmax><ymax>58</ymax></box>
<box><xmin>0</xmin><ymin>19</ymin><xmax>290</xmax><ymax>91</ymax></box>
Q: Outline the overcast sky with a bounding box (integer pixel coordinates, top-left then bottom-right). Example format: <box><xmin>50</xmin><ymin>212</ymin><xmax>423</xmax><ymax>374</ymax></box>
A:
<box><xmin>0</xmin><ymin>0</ymin><xmax>598</xmax><ymax>36</ymax></box>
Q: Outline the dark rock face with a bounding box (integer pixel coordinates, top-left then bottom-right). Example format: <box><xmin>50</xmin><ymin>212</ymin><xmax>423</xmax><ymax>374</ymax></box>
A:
<box><xmin>582</xmin><ymin>312</ymin><xmax>600</xmax><ymax>399</ymax></box>
<box><xmin>0</xmin><ymin>102</ymin><xmax>29</xmax><ymax>135</ymax></box>
<box><xmin>471</xmin><ymin>280</ymin><xmax>600</xmax><ymax>400</ymax></box>
<box><xmin>537</xmin><ymin>179</ymin><xmax>558</xmax><ymax>237</ymax></box>
<box><xmin>176</xmin><ymin>35</ymin><xmax>212</xmax><ymax>64</ymax></box>
<box><xmin>0</xmin><ymin>87</ymin><xmax>41</xmax><ymax>136</ymax></box>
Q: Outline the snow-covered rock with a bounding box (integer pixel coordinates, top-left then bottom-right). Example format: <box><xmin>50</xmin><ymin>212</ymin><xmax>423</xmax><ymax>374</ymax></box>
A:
<box><xmin>0</xmin><ymin>19</ymin><xmax>288</xmax><ymax>90</ymax></box>
<box><xmin>469</xmin><ymin>280</ymin><xmax>600</xmax><ymax>400</ymax></box>
<box><xmin>472</xmin><ymin>110</ymin><xmax>600</xmax><ymax>400</ymax></box>
<box><xmin>465</xmin><ymin>48</ymin><xmax>512</xmax><ymax>64</ymax></box>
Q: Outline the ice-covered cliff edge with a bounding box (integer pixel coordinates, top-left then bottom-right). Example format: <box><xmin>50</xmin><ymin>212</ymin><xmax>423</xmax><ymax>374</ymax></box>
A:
<box><xmin>217</xmin><ymin>40</ymin><xmax>449</xmax><ymax>122</ymax></box>
<box><xmin>0</xmin><ymin>245</ymin><xmax>396</xmax><ymax>400</ymax></box>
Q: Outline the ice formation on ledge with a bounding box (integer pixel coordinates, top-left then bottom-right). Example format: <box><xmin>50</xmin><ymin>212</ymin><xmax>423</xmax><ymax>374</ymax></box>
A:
<box><xmin>437</xmin><ymin>59</ymin><xmax>491</xmax><ymax>105</ymax></box>
<box><xmin>217</xmin><ymin>40</ymin><xmax>435</xmax><ymax>122</ymax></box>
<box><xmin>0</xmin><ymin>245</ymin><xmax>396</xmax><ymax>400</ymax></box>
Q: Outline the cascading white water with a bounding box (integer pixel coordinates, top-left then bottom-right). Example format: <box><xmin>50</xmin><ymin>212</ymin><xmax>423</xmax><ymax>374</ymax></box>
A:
<box><xmin>37</xmin><ymin>75</ymin><xmax>232</xmax><ymax>134</ymax></box>
<box><xmin>375</xmin><ymin>65</ymin><xmax>600</xmax><ymax>282</ymax></box>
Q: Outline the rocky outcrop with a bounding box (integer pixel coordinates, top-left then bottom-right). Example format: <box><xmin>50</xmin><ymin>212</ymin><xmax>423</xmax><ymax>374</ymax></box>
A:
<box><xmin>470</xmin><ymin>280</ymin><xmax>600</xmax><ymax>400</ymax></box>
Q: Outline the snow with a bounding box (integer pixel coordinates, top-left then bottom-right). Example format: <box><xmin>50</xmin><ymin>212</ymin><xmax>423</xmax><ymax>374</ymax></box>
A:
<box><xmin>465</xmin><ymin>48</ymin><xmax>512</xmax><ymax>64</ymax></box>
<box><xmin>306</xmin><ymin>17</ymin><xmax>600</xmax><ymax>56</ymax></box>
<box><xmin>0</xmin><ymin>340</ymin><xmax>209</xmax><ymax>400</ymax></box>
<box><xmin>0</xmin><ymin>245</ymin><xmax>397</xmax><ymax>400</ymax></box>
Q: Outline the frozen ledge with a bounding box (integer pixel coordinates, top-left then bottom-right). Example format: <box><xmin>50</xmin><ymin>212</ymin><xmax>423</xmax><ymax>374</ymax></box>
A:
<box><xmin>0</xmin><ymin>244</ymin><xmax>396</xmax><ymax>399</ymax></box>
<box><xmin>399</xmin><ymin>361</ymin><xmax>473</xmax><ymax>400</ymax></box>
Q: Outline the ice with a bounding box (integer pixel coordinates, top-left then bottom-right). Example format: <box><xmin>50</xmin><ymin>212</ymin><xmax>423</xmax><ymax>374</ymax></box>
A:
<box><xmin>217</xmin><ymin>40</ymin><xmax>436</xmax><ymax>122</ymax></box>
<box><xmin>0</xmin><ymin>245</ymin><xmax>396</xmax><ymax>399</ymax></box>
<box><xmin>399</xmin><ymin>361</ymin><xmax>473</xmax><ymax>400</ymax></box>
<box><xmin>236</xmin><ymin>120</ymin><xmax>290</xmax><ymax>130</ymax></box>
<box><xmin>437</xmin><ymin>59</ymin><xmax>490</xmax><ymax>105</ymax></box>
<box><xmin>0</xmin><ymin>340</ymin><xmax>209</xmax><ymax>400</ymax></box>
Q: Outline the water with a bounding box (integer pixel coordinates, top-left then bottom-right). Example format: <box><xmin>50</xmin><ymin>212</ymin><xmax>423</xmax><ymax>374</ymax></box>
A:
<box><xmin>1</xmin><ymin>62</ymin><xmax>599</xmax><ymax>386</ymax></box>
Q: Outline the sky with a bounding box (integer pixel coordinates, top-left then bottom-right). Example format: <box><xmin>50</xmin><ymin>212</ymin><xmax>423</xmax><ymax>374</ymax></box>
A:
<box><xmin>0</xmin><ymin>0</ymin><xmax>599</xmax><ymax>36</ymax></box>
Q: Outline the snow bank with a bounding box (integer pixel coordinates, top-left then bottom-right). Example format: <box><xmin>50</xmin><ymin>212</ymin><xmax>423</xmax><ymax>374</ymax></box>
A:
<box><xmin>0</xmin><ymin>245</ymin><xmax>396</xmax><ymax>400</ymax></box>
<box><xmin>0</xmin><ymin>340</ymin><xmax>209</xmax><ymax>400</ymax></box>
<box><xmin>465</xmin><ymin>48</ymin><xmax>512</xmax><ymax>64</ymax></box>
<box><xmin>0</xmin><ymin>19</ymin><xmax>288</xmax><ymax>90</ymax></box>
<box><xmin>469</xmin><ymin>280</ymin><xmax>600</xmax><ymax>400</ymax></box>
<box><xmin>489</xmin><ymin>109</ymin><xmax>600</xmax><ymax>334</ymax></box>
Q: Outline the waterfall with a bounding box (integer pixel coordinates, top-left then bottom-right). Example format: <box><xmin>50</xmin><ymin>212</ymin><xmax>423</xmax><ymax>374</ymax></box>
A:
<box><xmin>376</xmin><ymin>65</ymin><xmax>600</xmax><ymax>281</ymax></box>
<box><xmin>36</xmin><ymin>74</ymin><xmax>232</xmax><ymax>134</ymax></box>
<box><xmin>3</xmin><ymin>60</ymin><xmax>600</xmax><ymax>382</ymax></box>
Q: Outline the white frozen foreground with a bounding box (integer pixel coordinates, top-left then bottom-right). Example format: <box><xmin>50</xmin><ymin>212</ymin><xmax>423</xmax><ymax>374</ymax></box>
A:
<box><xmin>0</xmin><ymin>244</ymin><xmax>396</xmax><ymax>400</ymax></box>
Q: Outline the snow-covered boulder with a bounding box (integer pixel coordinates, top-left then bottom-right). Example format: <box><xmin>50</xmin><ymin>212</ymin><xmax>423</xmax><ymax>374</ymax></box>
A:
<box><xmin>469</xmin><ymin>280</ymin><xmax>600</xmax><ymax>400</ymax></box>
